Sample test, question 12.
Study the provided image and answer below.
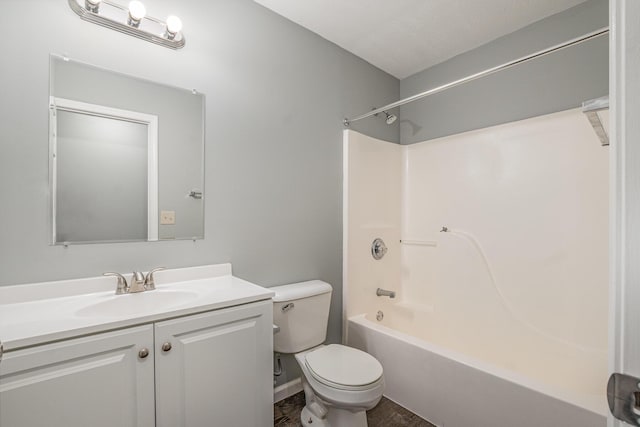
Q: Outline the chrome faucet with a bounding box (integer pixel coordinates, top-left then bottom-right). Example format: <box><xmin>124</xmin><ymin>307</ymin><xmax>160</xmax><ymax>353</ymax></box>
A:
<box><xmin>376</xmin><ymin>288</ymin><xmax>396</xmax><ymax>298</ymax></box>
<box><xmin>104</xmin><ymin>268</ymin><xmax>166</xmax><ymax>294</ymax></box>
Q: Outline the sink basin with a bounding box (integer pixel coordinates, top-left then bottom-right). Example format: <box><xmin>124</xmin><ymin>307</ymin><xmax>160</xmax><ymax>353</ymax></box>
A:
<box><xmin>76</xmin><ymin>290</ymin><xmax>199</xmax><ymax>318</ymax></box>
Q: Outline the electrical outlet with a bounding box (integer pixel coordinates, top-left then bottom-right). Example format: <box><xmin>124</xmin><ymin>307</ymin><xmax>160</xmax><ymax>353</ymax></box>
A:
<box><xmin>160</xmin><ymin>210</ymin><xmax>176</xmax><ymax>225</ymax></box>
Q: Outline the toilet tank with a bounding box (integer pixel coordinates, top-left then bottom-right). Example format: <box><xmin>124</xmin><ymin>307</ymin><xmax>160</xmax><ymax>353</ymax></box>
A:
<box><xmin>272</xmin><ymin>280</ymin><xmax>332</xmax><ymax>354</ymax></box>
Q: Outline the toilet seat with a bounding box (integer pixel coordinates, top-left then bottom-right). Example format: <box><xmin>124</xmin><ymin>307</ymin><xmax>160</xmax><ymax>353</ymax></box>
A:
<box><xmin>304</xmin><ymin>344</ymin><xmax>383</xmax><ymax>391</ymax></box>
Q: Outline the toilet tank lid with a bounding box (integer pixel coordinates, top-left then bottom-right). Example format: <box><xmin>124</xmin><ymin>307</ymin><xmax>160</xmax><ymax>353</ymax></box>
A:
<box><xmin>271</xmin><ymin>280</ymin><xmax>332</xmax><ymax>302</ymax></box>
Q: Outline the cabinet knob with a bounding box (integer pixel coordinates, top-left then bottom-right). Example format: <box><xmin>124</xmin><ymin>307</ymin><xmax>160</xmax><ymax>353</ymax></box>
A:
<box><xmin>138</xmin><ymin>348</ymin><xmax>149</xmax><ymax>359</ymax></box>
<box><xmin>161</xmin><ymin>342</ymin><xmax>172</xmax><ymax>352</ymax></box>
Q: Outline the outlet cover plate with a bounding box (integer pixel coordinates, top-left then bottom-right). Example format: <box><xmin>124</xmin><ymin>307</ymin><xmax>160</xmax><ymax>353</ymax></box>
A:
<box><xmin>160</xmin><ymin>210</ymin><xmax>176</xmax><ymax>225</ymax></box>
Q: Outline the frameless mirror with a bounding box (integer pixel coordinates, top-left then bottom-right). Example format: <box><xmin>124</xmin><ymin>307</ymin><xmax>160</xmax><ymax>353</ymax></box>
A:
<box><xmin>49</xmin><ymin>54</ymin><xmax>204</xmax><ymax>244</ymax></box>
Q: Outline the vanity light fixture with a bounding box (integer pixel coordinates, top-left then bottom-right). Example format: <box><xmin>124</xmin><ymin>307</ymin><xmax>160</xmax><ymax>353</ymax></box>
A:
<box><xmin>69</xmin><ymin>0</ymin><xmax>185</xmax><ymax>49</ymax></box>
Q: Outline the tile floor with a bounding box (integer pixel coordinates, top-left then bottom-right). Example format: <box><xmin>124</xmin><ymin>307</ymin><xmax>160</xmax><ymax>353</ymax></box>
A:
<box><xmin>274</xmin><ymin>391</ymin><xmax>435</xmax><ymax>427</ymax></box>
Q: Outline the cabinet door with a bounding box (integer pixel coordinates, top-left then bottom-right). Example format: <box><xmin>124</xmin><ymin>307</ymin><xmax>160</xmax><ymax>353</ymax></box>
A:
<box><xmin>0</xmin><ymin>325</ymin><xmax>155</xmax><ymax>427</ymax></box>
<box><xmin>155</xmin><ymin>300</ymin><xmax>273</xmax><ymax>427</ymax></box>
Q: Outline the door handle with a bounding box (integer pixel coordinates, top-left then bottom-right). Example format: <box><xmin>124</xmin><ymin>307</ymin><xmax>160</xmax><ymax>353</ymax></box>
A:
<box><xmin>608</xmin><ymin>373</ymin><xmax>640</xmax><ymax>425</ymax></box>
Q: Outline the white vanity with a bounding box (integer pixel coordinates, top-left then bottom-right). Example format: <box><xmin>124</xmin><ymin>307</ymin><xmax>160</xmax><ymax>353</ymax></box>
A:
<box><xmin>0</xmin><ymin>264</ymin><xmax>274</xmax><ymax>427</ymax></box>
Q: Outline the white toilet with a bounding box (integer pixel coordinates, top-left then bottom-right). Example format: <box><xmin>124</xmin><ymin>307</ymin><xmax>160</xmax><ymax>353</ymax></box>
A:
<box><xmin>272</xmin><ymin>280</ymin><xmax>385</xmax><ymax>427</ymax></box>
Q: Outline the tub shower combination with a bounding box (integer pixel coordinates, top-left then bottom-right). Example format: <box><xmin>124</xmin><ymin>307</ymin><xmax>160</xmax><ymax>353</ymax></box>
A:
<box><xmin>342</xmin><ymin>27</ymin><xmax>609</xmax><ymax>426</ymax></box>
<box><xmin>343</xmin><ymin>106</ymin><xmax>608</xmax><ymax>426</ymax></box>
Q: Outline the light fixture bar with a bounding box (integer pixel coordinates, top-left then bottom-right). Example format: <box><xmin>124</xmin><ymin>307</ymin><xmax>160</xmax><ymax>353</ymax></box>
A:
<box><xmin>68</xmin><ymin>0</ymin><xmax>185</xmax><ymax>50</ymax></box>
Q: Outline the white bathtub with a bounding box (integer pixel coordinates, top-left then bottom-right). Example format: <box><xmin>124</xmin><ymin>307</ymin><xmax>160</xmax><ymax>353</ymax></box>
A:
<box><xmin>347</xmin><ymin>308</ymin><xmax>607</xmax><ymax>427</ymax></box>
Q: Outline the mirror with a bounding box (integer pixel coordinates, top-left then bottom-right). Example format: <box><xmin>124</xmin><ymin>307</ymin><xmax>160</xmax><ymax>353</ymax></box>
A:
<box><xmin>49</xmin><ymin>54</ymin><xmax>205</xmax><ymax>244</ymax></box>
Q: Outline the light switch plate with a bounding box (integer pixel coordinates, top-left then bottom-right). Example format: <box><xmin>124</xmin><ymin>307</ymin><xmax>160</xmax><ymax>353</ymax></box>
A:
<box><xmin>160</xmin><ymin>210</ymin><xmax>176</xmax><ymax>225</ymax></box>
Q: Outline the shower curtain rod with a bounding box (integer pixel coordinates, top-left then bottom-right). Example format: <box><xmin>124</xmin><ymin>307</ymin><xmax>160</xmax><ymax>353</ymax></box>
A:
<box><xmin>343</xmin><ymin>26</ymin><xmax>609</xmax><ymax>126</ymax></box>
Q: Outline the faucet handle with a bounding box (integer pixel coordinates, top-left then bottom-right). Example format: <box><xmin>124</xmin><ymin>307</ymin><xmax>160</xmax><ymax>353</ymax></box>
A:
<box><xmin>145</xmin><ymin>267</ymin><xmax>166</xmax><ymax>290</ymax></box>
<box><xmin>103</xmin><ymin>272</ymin><xmax>129</xmax><ymax>295</ymax></box>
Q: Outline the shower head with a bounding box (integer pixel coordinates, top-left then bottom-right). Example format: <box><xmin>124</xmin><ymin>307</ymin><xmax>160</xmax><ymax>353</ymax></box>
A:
<box><xmin>384</xmin><ymin>112</ymin><xmax>397</xmax><ymax>125</ymax></box>
<box><xmin>373</xmin><ymin>108</ymin><xmax>398</xmax><ymax>125</ymax></box>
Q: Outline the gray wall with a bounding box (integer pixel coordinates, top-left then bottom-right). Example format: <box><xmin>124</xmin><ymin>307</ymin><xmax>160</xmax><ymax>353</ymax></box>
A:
<box><xmin>0</xmin><ymin>0</ymin><xmax>399</xmax><ymax>385</ymax></box>
<box><xmin>400</xmin><ymin>0</ymin><xmax>608</xmax><ymax>144</ymax></box>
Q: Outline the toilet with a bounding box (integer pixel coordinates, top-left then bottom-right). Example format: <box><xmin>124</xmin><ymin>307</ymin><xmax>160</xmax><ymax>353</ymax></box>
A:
<box><xmin>272</xmin><ymin>280</ymin><xmax>385</xmax><ymax>427</ymax></box>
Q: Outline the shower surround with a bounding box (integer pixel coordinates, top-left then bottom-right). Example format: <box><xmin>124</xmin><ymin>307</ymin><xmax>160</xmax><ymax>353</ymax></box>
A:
<box><xmin>343</xmin><ymin>109</ymin><xmax>608</xmax><ymax>427</ymax></box>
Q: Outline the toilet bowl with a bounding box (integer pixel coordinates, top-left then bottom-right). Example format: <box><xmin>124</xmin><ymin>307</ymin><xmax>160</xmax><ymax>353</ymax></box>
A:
<box><xmin>272</xmin><ymin>281</ymin><xmax>385</xmax><ymax>427</ymax></box>
<box><xmin>295</xmin><ymin>345</ymin><xmax>385</xmax><ymax>426</ymax></box>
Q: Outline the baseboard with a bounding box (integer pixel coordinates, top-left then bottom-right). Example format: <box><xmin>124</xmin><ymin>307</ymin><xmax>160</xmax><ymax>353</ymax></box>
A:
<box><xmin>273</xmin><ymin>378</ymin><xmax>303</xmax><ymax>403</ymax></box>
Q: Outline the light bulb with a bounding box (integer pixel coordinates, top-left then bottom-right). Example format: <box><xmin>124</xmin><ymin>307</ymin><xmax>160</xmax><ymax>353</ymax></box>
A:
<box><xmin>85</xmin><ymin>0</ymin><xmax>101</xmax><ymax>12</ymax></box>
<box><xmin>128</xmin><ymin>1</ymin><xmax>146</xmax><ymax>24</ymax></box>
<box><xmin>166</xmin><ymin>15</ymin><xmax>183</xmax><ymax>34</ymax></box>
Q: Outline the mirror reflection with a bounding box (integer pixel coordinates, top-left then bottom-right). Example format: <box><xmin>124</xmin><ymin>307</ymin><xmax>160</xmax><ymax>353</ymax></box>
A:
<box><xmin>49</xmin><ymin>55</ymin><xmax>205</xmax><ymax>244</ymax></box>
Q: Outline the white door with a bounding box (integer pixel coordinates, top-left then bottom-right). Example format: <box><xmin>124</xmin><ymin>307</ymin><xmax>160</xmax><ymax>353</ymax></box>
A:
<box><xmin>154</xmin><ymin>301</ymin><xmax>273</xmax><ymax>427</ymax></box>
<box><xmin>609</xmin><ymin>1</ymin><xmax>640</xmax><ymax>426</ymax></box>
<box><xmin>0</xmin><ymin>325</ymin><xmax>155</xmax><ymax>427</ymax></box>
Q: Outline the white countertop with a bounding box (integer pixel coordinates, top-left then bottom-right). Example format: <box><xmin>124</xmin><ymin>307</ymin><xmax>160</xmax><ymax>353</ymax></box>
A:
<box><xmin>0</xmin><ymin>264</ymin><xmax>274</xmax><ymax>351</ymax></box>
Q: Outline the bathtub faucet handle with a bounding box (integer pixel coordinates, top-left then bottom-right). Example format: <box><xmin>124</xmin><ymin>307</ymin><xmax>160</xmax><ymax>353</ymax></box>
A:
<box><xmin>440</xmin><ymin>226</ymin><xmax>449</xmax><ymax>232</ymax></box>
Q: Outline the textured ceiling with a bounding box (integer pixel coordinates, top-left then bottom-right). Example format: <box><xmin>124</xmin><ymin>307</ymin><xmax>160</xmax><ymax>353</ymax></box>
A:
<box><xmin>253</xmin><ymin>0</ymin><xmax>590</xmax><ymax>79</ymax></box>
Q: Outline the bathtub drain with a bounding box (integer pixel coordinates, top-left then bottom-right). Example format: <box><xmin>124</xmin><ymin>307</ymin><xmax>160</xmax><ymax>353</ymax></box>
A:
<box><xmin>376</xmin><ymin>310</ymin><xmax>384</xmax><ymax>321</ymax></box>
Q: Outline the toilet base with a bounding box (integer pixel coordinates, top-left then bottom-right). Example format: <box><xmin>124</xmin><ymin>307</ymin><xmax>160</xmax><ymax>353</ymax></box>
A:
<box><xmin>300</xmin><ymin>406</ymin><xmax>328</xmax><ymax>427</ymax></box>
<box><xmin>300</xmin><ymin>405</ymin><xmax>368</xmax><ymax>427</ymax></box>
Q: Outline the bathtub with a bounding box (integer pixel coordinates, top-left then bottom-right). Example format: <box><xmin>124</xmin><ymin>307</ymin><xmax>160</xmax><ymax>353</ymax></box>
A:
<box><xmin>346</xmin><ymin>305</ymin><xmax>607</xmax><ymax>427</ymax></box>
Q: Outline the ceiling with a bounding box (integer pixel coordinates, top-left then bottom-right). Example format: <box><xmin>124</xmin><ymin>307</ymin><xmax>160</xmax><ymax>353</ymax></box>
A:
<box><xmin>253</xmin><ymin>0</ymin><xmax>590</xmax><ymax>79</ymax></box>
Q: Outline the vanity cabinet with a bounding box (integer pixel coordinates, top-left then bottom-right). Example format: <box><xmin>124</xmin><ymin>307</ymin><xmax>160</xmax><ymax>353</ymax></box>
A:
<box><xmin>0</xmin><ymin>300</ymin><xmax>273</xmax><ymax>427</ymax></box>
<box><xmin>0</xmin><ymin>325</ymin><xmax>155</xmax><ymax>427</ymax></box>
<box><xmin>155</xmin><ymin>301</ymin><xmax>273</xmax><ymax>427</ymax></box>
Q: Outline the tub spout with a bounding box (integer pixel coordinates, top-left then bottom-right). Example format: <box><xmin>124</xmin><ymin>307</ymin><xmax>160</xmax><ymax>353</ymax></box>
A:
<box><xmin>376</xmin><ymin>288</ymin><xmax>396</xmax><ymax>298</ymax></box>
